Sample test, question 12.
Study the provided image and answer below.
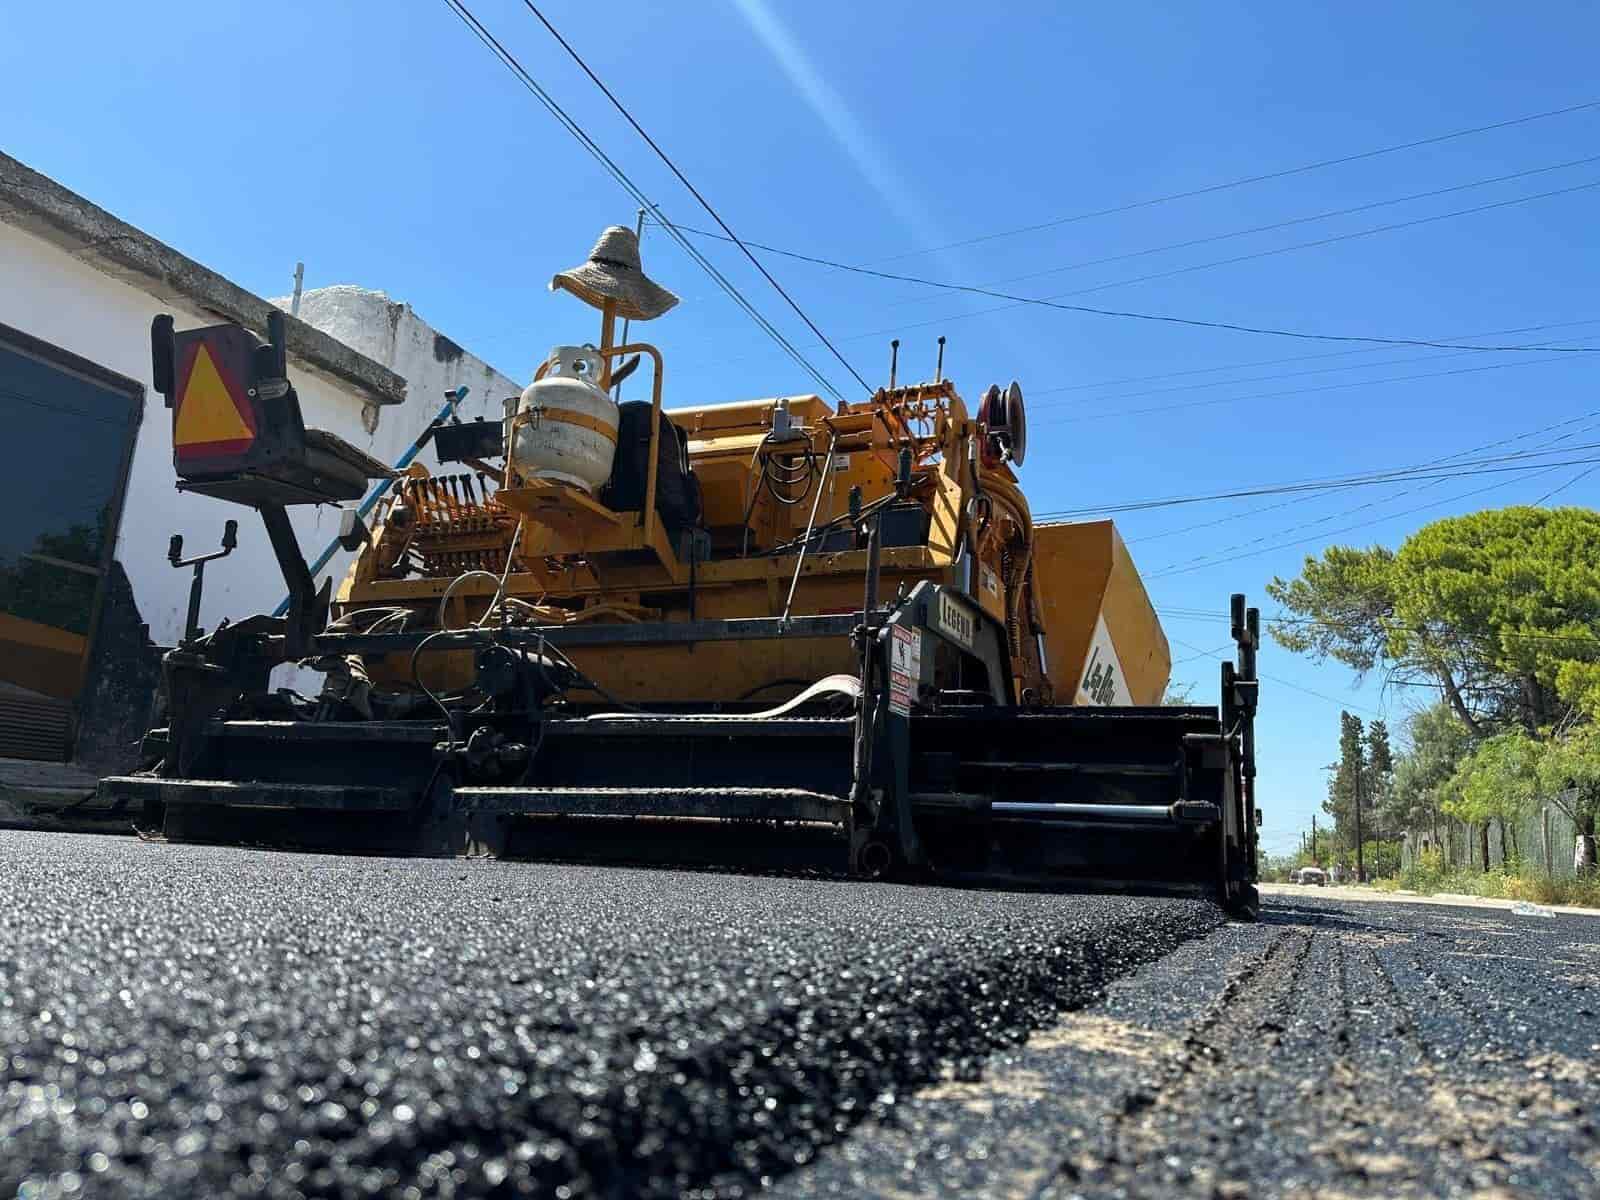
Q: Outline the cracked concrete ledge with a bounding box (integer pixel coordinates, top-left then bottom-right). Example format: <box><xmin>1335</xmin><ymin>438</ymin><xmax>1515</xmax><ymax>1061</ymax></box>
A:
<box><xmin>0</xmin><ymin>151</ymin><xmax>406</xmax><ymax>407</ymax></box>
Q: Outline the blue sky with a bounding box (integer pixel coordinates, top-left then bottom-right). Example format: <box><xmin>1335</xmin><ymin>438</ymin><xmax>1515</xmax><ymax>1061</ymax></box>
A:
<box><xmin>5</xmin><ymin>1</ymin><xmax>1597</xmax><ymax>856</ymax></box>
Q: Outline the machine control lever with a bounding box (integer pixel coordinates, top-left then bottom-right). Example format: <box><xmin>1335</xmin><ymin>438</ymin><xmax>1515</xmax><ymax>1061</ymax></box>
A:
<box><xmin>168</xmin><ymin>520</ymin><xmax>239</xmax><ymax>642</ymax></box>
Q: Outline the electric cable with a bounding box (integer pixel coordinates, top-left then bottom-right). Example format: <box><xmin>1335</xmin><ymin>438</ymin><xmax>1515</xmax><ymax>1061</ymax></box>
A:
<box><xmin>517</xmin><ymin>1</ymin><xmax>874</xmax><ymax>396</ymax></box>
<box><xmin>440</xmin><ymin>0</ymin><xmax>848</xmax><ymax>400</ymax></box>
<box><xmin>666</xmin><ymin>153</ymin><xmax>1600</xmax><ymax>306</ymax></box>
<box><xmin>864</xmin><ymin>98</ymin><xmax>1600</xmax><ymax>265</ymax></box>
<box><xmin>1032</xmin><ymin>318</ymin><xmax>1600</xmax><ymax>399</ymax></box>
<box><xmin>1128</xmin><ymin>406</ymin><xmax>1600</xmax><ymax>545</ymax></box>
<box><xmin>1143</xmin><ymin>418</ymin><xmax>1600</xmax><ymax>577</ymax></box>
<box><xmin>1036</xmin><ymin>442</ymin><xmax>1600</xmax><ymax>521</ymax></box>
<box><xmin>1035</xmin><ymin>326</ymin><xmax>1600</xmax><ymax>413</ymax></box>
<box><xmin>665</xmin><ymin>179</ymin><xmax>1600</xmax><ymax>354</ymax></box>
<box><xmin>1145</xmin><ymin>462</ymin><xmax>1576</xmax><ymax>580</ymax></box>
<box><xmin>1034</xmin><ymin>342</ymin><xmax>1598</xmax><ymax>427</ymax></box>
<box><xmin>1531</xmin><ymin>464</ymin><xmax>1600</xmax><ymax>505</ymax></box>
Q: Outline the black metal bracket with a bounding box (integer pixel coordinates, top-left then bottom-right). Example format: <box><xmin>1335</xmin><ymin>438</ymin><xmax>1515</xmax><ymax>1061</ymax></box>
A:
<box><xmin>168</xmin><ymin>520</ymin><xmax>238</xmax><ymax>642</ymax></box>
<box><xmin>260</xmin><ymin>503</ymin><xmax>328</xmax><ymax>658</ymax></box>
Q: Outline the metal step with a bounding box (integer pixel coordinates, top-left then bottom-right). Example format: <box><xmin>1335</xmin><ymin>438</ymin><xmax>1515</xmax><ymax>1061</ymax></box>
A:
<box><xmin>454</xmin><ymin>785</ymin><xmax>850</xmax><ymax>824</ymax></box>
<box><xmin>98</xmin><ymin>776</ymin><xmax>416</xmax><ymax>811</ymax></box>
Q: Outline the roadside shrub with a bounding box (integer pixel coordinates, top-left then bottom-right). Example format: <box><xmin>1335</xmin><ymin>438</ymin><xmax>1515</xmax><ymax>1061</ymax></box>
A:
<box><xmin>1399</xmin><ymin>847</ymin><xmax>1446</xmax><ymax>893</ymax></box>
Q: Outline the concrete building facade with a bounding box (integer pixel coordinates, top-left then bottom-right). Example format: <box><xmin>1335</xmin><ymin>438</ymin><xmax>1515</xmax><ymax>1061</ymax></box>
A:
<box><xmin>0</xmin><ymin>151</ymin><xmax>519</xmax><ymax>769</ymax></box>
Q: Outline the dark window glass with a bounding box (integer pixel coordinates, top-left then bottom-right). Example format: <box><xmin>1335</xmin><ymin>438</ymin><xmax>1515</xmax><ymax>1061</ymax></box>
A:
<box><xmin>0</xmin><ymin>341</ymin><xmax>139</xmax><ymax>636</ymax></box>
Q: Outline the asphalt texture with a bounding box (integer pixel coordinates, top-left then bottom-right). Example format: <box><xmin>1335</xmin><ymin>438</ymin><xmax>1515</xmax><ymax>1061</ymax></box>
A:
<box><xmin>779</xmin><ymin>892</ymin><xmax>1600</xmax><ymax>1199</ymax></box>
<box><xmin>0</xmin><ymin>832</ymin><xmax>1222</xmax><ymax>1199</ymax></box>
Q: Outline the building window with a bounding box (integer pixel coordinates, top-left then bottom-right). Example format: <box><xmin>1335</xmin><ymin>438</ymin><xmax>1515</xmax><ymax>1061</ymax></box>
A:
<box><xmin>0</xmin><ymin>322</ymin><xmax>142</xmax><ymax>761</ymax></box>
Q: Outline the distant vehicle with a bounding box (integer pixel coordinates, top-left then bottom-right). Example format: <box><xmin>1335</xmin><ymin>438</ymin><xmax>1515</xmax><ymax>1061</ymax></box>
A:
<box><xmin>1293</xmin><ymin>866</ymin><xmax>1328</xmax><ymax>886</ymax></box>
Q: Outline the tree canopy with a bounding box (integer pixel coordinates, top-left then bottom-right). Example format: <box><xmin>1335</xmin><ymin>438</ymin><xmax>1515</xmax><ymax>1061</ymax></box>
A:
<box><xmin>1387</xmin><ymin>702</ymin><xmax>1473</xmax><ymax>833</ymax></box>
<box><xmin>1268</xmin><ymin>506</ymin><xmax>1600</xmax><ymax>735</ymax></box>
<box><xmin>1447</xmin><ymin>730</ymin><xmax>1540</xmax><ymax>831</ymax></box>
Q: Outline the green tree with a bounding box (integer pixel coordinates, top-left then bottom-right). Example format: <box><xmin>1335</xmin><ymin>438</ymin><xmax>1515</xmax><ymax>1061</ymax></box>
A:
<box><xmin>1365</xmin><ymin>718</ymin><xmax>1395</xmax><ymax>837</ymax></box>
<box><xmin>1536</xmin><ymin>725</ymin><xmax>1600</xmax><ymax>874</ymax></box>
<box><xmin>1268</xmin><ymin>506</ymin><xmax>1600</xmax><ymax>736</ymax></box>
<box><xmin>1324</xmin><ymin>711</ymin><xmax>1364</xmax><ymax>849</ymax></box>
<box><xmin>1387</xmin><ymin>703</ymin><xmax>1473</xmax><ymax>842</ymax></box>
<box><xmin>1161</xmin><ymin>680</ymin><xmax>1196</xmax><ymax>706</ymax></box>
<box><xmin>1448</xmin><ymin>731</ymin><xmax>1541</xmax><ymax>870</ymax></box>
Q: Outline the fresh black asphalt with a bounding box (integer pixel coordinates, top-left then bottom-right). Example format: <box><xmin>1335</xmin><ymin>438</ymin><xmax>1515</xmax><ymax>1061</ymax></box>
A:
<box><xmin>0</xmin><ymin>832</ymin><xmax>1221</xmax><ymax>1199</ymax></box>
<box><xmin>10</xmin><ymin>833</ymin><xmax>1597</xmax><ymax>1199</ymax></box>
<box><xmin>780</xmin><ymin>891</ymin><xmax>1600</xmax><ymax>1199</ymax></box>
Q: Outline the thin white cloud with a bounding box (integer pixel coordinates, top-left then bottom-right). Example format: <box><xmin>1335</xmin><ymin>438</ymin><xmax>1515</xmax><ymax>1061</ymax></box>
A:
<box><xmin>728</xmin><ymin>0</ymin><xmax>946</xmax><ymax>254</ymax></box>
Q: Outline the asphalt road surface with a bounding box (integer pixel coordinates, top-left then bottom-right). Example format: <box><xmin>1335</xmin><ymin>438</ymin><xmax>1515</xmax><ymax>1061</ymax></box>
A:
<box><xmin>3</xmin><ymin>833</ymin><xmax>1598</xmax><ymax>1199</ymax></box>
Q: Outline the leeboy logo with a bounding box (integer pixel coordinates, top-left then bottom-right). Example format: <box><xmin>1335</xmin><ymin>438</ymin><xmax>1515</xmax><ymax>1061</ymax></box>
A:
<box><xmin>1075</xmin><ymin>614</ymin><xmax>1132</xmax><ymax>706</ymax></box>
<box><xmin>1080</xmin><ymin>646</ymin><xmax>1119</xmax><ymax>705</ymax></box>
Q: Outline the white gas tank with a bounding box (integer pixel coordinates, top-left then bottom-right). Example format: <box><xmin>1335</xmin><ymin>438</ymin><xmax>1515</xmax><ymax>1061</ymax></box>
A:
<box><xmin>508</xmin><ymin>344</ymin><xmax>620</xmax><ymax>493</ymax></box>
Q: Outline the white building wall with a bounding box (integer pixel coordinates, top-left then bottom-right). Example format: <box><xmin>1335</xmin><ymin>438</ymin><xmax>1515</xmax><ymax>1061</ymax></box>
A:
<box><xmin>282</xmin><ymin>287</ymin><xmax>522</xmax><ymax>433</ymax></box>
<box><xmin>0</xmin><ymin>223</ymin><xmax>520</xmax><ymax>650</ymax></box>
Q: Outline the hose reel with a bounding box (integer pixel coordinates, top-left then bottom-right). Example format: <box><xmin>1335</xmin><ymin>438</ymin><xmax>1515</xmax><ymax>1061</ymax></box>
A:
<box><xmin>976</xmin><ymin>380</ymin><xmax>1028</xmax><ymax>470</ymax></box>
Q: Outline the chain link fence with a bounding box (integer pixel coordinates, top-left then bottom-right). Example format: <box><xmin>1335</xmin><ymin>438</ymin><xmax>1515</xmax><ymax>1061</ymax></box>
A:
<box><xmin>1401</xmin><ymin>789</ymin><xmax>1584</xmax><ymax>879</ymax></box>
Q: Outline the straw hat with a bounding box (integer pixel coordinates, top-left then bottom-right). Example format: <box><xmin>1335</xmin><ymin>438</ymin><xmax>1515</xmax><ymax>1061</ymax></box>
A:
<box><xmin>549</xmin><ymin>225</ymin><xmax>679</xmax><ymax>321</ymax></box>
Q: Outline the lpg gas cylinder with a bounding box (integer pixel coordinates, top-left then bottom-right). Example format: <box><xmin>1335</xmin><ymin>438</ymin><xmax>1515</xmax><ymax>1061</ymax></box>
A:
<box><xmin>507</xmin><ymin>344</ymin><xmax>620</xmax><ymax>492</ymax></box>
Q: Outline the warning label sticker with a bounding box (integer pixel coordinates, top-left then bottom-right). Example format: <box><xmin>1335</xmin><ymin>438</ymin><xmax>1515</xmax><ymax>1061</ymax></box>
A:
<box><xmin>889</xmin><ymin>624</ymin><xmax>921</xmax><ymax>716</ymax></box>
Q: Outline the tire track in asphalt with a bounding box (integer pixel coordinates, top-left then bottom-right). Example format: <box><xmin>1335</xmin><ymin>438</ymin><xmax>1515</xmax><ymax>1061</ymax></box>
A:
<box><xmin>788</xmin><ymin>897</ymin><xmax>1600</xmax><ymax>1200</ymax></box>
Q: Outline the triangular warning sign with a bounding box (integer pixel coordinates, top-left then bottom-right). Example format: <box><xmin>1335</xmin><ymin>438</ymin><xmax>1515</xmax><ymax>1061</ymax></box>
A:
<box><xmin>176</xmin><ymin>342</ymin><xmax>254</xmax><ymax>449</ymax></box>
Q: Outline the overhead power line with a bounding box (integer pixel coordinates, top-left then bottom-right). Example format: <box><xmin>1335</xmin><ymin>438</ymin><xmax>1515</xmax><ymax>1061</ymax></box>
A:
<box><xmin>1034</xmin><ymin>327</ymin><xmax>1600</xmax><ymax>412</ymax></box>
<box><xmin>865</xmin><ymin>98</ymin><xmax>1600</xmax><ymax>265</ymax></box>
<box><xmin>1034</xmin><ymin>342</ymin><xmax>1597</xmax><ymax>427</ymax></box>
<box><xmin>1255</xmin><ymin>613</ymin><xmax>1600</xmax><ymax>648</ymax></box>
<box><xmin>953</xmin><ymin>155</ymin><xmax>1600</xmax><ymax>294</ymax></box>
<box><xmin>1164</xmin><ymin>634</ymin><xmax>1388</xmax><ymax>716</ymax></box>
<box><xmin>1128</xmin><ymin>407</ymin><xmax>1600</xmax><ymax>545</ymax></box>
<box><xmin>667</xmin><ymin>153</ymin><xmax>1600</xmax><ymax>304</ymax></box>
<box><xmin>1036</xmin><ymin>444</ymin><xmax>1600</xmax><ymax>521</ymax></box>
<box><xmin>1143</xmin><ymin>417</ymin><xmax>1600</xmax><ymax>575</ymax></box>
<box><xmin>1034</xmin><ymin>318</ymin><xmax>1600</xmax><ymax>398</ymax></box>
<box><xmin>1145</xmin><ymin>463</ymin><xmax>1570</xmax><ymax>579</ymax></box>
<box><xmin>517</xmin><ymin>1</ymin><xmax>872</xmax><ymax>396</ymax></box>
<box><xmin>664</xmin><ymin>179</ymin><xmax>1600</xmax><ymax>354</ymax></box>
<box><xmin>1164</xmin><ymin>608</ymin><xmax>1600</xmax><ymax>650</ymax></box>
<box><xmin>1533</xmin><ymin>464</ymin><xmax>1600</xmax><ymax>504</ymax></box>
<box><xmin>1139</xmin><ymin>418</ymin><xmax>1600</xmax><ymax>579</ymax></box>
<box><xmin>439</xmin><ymin>0</ymin><xmax>848</xmax><ymax>400</ymax></box>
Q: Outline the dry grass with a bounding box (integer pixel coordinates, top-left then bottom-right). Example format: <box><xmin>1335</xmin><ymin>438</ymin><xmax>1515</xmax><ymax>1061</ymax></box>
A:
<box><xmin>1391</xmin><ymin>850</ymin><xmax>1600</xmax><ymax>908</ymax></box>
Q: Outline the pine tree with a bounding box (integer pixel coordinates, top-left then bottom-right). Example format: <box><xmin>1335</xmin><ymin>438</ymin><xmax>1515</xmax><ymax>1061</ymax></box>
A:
<box><xmin>1365</xmin><ymin>719</ymin><xmax>1395</xmax><ymax>838</ymax></box>
<box><xmin>1325</xmin><ymin>711</ymin><xmax>1365</xmax><ymax>849</ymax></box>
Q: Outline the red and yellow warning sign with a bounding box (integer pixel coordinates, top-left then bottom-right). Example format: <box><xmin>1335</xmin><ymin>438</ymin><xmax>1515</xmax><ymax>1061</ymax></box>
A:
<box><xmin>174</xmin><ymin>338</ymin><xmax>256</xmax><ymax>461</ymax></box>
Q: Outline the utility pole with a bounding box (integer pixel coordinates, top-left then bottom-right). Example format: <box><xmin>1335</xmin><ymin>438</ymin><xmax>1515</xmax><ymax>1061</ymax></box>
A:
<box><xmin>1312</xmin><ymin>813</ymin><xmax>1319</xmax><ymax>864</ymax></box>
<box><xmin>1354</xmin><ymin>756</ymin><xmax>1366</xmax><ymax>883</ymax></box>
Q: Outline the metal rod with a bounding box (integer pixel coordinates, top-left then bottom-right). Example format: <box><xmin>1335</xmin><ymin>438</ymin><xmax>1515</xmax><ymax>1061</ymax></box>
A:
<box><xmin>185</xmin><ymin>560</ymin><xmax>206</xmax><ymax>642</ymax></box>
<box><xmin>593</xmin><ymin>342</ymin><xmax>665</xmax><ymax>545</ymax></box>
<box><xmin>615</xmin><ymin>207</ymin><xmax>647</xmax><ymax>400</ymax></box>
<box><xmin>888</xmin><ymin>339</ymin><xmax>899</xmax><ymax>389</ymax></box>
<box><xmin>317</xmin><ymin>612</ymin><xmax>879</xmax><ymax>655</ymax></box>
<box><xmin>992</xmin><ymin>802</ymin><xmax>1174</xmax><ymax>822</ymax></box>
<box><xmin>934</xmin><ymin>335</ymin><xmax>945</xmax><ymax>383</ymax></box>
<box><xmin>779</xmin><ymin>431</ymin><xmax>837</xmax><ymax>625</ymax></box>
<box><xmin>273</xmin><ymin>386</ymin><xmax>470</xmax><ymax>616</ymax></box>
